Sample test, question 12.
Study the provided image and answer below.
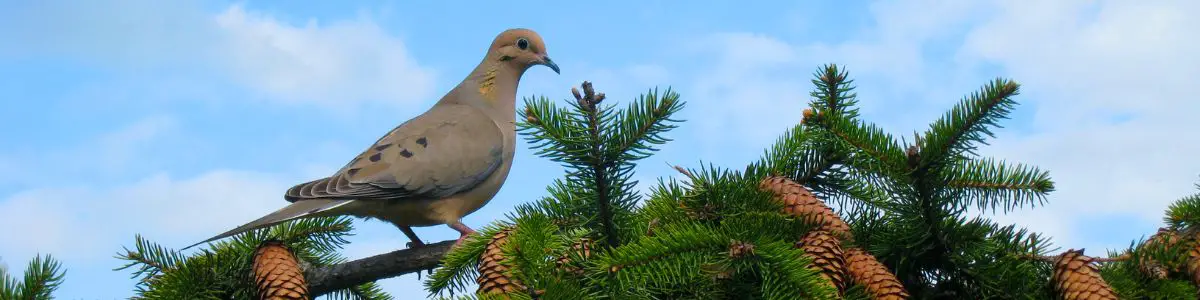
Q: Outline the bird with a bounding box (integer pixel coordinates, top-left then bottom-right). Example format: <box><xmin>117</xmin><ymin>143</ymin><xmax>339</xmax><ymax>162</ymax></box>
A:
<box><xmin>184</xmin><ymin>28</ymin><xmax>560</xmax><ymax>250</ymax></box>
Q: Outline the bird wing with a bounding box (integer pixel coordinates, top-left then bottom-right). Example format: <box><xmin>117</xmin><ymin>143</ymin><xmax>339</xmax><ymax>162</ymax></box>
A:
<box><xmin>285</xmin><ymin>103</ymin><xmax>506</xmax><ymax>202</ymax></box>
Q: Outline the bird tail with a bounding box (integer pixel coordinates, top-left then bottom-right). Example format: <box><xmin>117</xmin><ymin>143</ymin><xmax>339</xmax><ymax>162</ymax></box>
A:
<box><xmin>181</xmin><ymin>199</ymin><xmax>355</xmax><ymax>250</ymax></box>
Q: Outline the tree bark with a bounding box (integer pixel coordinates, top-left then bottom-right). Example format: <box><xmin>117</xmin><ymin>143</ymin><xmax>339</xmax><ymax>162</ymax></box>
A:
<box><xmin>304</xmin><ymin>240</ymin><xmax>455</xmax><ymax>297</ymax></box>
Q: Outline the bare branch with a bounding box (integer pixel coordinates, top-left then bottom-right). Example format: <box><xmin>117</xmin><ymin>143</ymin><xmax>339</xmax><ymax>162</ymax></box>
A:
<box><xmin>305</xmin><ymin>240</ymin><xmax>455</xmax><ymax>297</ymax></box>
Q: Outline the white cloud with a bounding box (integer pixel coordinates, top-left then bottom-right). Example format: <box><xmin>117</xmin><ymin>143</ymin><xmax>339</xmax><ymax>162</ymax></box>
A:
<box><xmin>213</xmin><ymin>5</ymin><xmax>436</xmax><ymax>106</ymax></box>
<box><xmin>0</xmin><ymin>116</ymin><xmax>177</xmax><ymax>187</ymax></box>
<box><xmin>90</xmin><ymin>116</ymin><xmax>179</xmax><ymax>170</ymax></box>
<box><xmin>680</xmin><ymin>0</ymin><xmax>1200</xmax><ymax>253</ymax></box>
<box><xmin>0</xmin><ymin>1</ymin><xmax>437</xmax><ymax>108</ymax></box>
<box><xmin>961</xmin><ymin>0</ymin><xmax>1200</xmax><ymax>123</ymax></box>
<box><xmin>0</xmin><ymin>167</ymin><xmax>300</xmax><ymax>299</ymax></box>
<box><xmin>0</xmin><ymin>170</ymin><xmax>293</xmax><ymax>261</ymax></box>
<box><xmin>960</xmin><ymin>0</ymin><xmax>1200</xmax><ymax>251</ymax></box>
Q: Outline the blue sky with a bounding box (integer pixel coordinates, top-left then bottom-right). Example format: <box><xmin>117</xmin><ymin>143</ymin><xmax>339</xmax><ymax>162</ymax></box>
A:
<box><xmin>1</xmin><ymin>0</ymin><xmax>1198</xmax><ymax>298</ymax></box>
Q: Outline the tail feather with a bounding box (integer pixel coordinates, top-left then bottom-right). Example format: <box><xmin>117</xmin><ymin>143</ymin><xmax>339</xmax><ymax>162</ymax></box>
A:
<box><xmin>182</xmin><ymin>199</ymin><xmax>355</xmax><ymax>250</ymax></box>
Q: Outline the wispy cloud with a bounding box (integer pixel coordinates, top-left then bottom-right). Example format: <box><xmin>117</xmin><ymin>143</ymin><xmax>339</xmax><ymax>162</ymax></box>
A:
<box><xmin>1</xmin><ymin>0</ymin><xmax>437</xmax><ymax>108</ymax></box>
<box><xmin>213</xmin><ymin>4</ymin><xmax>436</xmax><ymax>106</ymax></box>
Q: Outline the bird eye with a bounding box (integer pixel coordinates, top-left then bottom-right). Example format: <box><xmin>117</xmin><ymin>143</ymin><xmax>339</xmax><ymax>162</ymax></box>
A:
<box><xmin>516</xmin><ymin>38</ymin><xmax>529</xmax><ymax>50</ymax></box>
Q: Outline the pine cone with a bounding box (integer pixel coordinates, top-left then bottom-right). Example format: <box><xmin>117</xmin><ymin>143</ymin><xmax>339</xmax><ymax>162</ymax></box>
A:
<box><xmin>1052</xmin><ymin>249</ymin><xmax>1118</xmax><ymax>300</ymax></box>
<box><xmin>759</xmin><ymin>176</ymin><xmax>854</xmax><ymax>241</ymax></box>
<box><xmin>478</xmin><ymin>228</ymin><xmax>524</xmax><ymax>296</ymax></box>
<box><xmin>556</xmin><ymin>238</ymin><xmax>593</xmax><ymax>276</ymax></box>
<box><xmin>1140</xmin><ymin>227</ymin><xmax>1180</xmax><ymax>279</ymax></box>
<box><xmin>796</xmin><ymin>230</ymin><xmax>846</xmax><ymax>295</ymax></box>
<box><xmin>253</xmin><ymin>241</ymin><xmax>310</xmax><ymax>300</ymax></box>
<box><xmin>844</xmin><ymin>247</ymin><xmax>909</xmax><ymax>300</ymax></box>
<box><xmin>1188</xmin><ymin>241</ymin><xmax>1200</xmax><ymax>289</ymax></box>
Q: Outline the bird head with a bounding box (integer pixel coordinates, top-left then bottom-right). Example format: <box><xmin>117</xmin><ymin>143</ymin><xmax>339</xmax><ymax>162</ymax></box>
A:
<box><xmin>490</xmin><ymin>28</ymin><xmax>560</xmax><ymax>74</ymax></box>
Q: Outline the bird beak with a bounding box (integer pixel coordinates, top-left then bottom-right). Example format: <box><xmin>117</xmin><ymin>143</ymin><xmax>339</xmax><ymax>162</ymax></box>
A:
<box><xmin>539</xmin><ymin>55</ymin><xmax>560</xmax><ymax>74</ymax></box>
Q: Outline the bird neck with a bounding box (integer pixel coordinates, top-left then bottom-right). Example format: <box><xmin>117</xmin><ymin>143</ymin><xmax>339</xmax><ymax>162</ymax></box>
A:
<box><xmin>457</xmin><ymin>58</ymin><xmax>524</xmax><ymax>122</ymax></box>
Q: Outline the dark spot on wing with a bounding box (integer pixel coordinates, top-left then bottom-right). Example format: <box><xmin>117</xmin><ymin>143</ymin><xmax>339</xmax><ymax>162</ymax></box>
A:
<box><xmin>416</xmin><ymin>137</ymin><xmax>428</xmax><ymax>148</ymax></box>
<box><xmin>399</xmin><ymin>148</ymin><xmax>413</xmax><ymax>158</ymax></box>
<box><xmin>374</xmin><ymin>143</ymin><xmax>392</xmax><ymax>151</ymax></box>
<box><xmin>369</xmin><ymin>153</ymin><xmax>382</xmax><ymax>162</ymax></box>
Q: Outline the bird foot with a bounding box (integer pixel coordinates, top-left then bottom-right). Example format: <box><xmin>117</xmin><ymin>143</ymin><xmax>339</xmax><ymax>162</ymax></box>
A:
<box><xmin>449</xmin><ymin>222</ymin><xmax>478</xmax><ymax>247</ymax></box>
<box><xmin>454</xmin><ymin>234</ymin><xmax>472</xmax><ymax>246</ymax></box>
<box><xmin>406</xmin><ymin>240</ymin><xmax>427</xmax><ymax>249</ymax></box>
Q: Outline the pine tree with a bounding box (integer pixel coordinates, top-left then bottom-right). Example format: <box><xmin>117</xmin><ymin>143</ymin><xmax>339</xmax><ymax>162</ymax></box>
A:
<box><xmin>1092</xmin><ymin>180</ymin><xmax>1200</xmax><ymax>299</ymax></box>
<box><xmin>96</xmin><ymin>64</ymin><xmax>1200</xmax><ymax>299</ymax></box>
<box><xmin>794</xmin><ymin>65</ymin><xmax>1060</xmax><ymax>298</ymax></box>
<box><xmin>423</xmin><ymin>64</ymin><xmax>1081</xmax><ymax>300</ymax></box>
<box><xmin>0</xmin><ymin>254</ymin><xmax>65</xmax><ymax>300</ymax></box>
<box><xmin>116</xmin><ymin>216</ymin><xmax>392</xmax><ymax>299</ymax></box>
<box><xmin>427</xmin><ymin>81</ymin><xmax>838</xmax><ymax>299</ymax></box>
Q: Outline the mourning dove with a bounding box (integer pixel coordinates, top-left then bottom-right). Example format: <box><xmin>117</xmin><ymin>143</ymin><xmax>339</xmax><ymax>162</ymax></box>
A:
<box><xmin>185</xmin><ymin>28</ymin><xmax>559</xmax><ymax>250</ymax></box>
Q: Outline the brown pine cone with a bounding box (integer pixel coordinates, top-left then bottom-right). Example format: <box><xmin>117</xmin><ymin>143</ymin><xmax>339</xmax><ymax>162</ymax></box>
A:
<box><xmin>253</xmin><ymin>241</ymin><xmax>309</xmax><ymax>300</ymax></box>
<box><xmin>1052</xmin><ymin>249</ymin><xmax>1118</xmax><ymax>300</ymax></box>
<box><xmin>477</xmin><ymin>228</ymin><xmax>524</xmax><ymax>296</ymax></box>
<box><xmin>1188</xmin><ymin>241</ymin><xmax>1200</xmax><ymax>289</ymax></box>
<box><xmin>759</xmin><ymin>176</ymin><xmax>854</xmax><ymax>241</ymax></box>
<box><xmin>844</xmin><ymin>247</ymin><xmax>909</xmax><ymax>300</ymax></box>
<box><xmin>796</xmin><ymin>230</ymin><xmax>846</xmax><ymax>295</ymax></box>
<box><xmin>1140</xmin><ymin>227</ymin><xmax>1180</xmax><ymax>279</ymax></box>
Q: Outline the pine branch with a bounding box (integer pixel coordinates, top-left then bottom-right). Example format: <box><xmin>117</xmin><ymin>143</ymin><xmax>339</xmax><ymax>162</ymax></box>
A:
<box><xmin>808</xmin><ymin>64</ymin><xmax>860</xmax><ymax>120</ymax></box>
<box><xmin>943</xmin><ymin>157</ymin><xmax>1054</xmax><ymax>213</ymax></box>
<box><xmin>1165</xmin><ymin>187</ymin><xmax>1200</xmax><ymax>231</ymax></box>
<box><xmin>519</xmin><ymin>99</ymin><xmax>590</xmax><ymax>169</ymax></box>
<box><xmin>608</xmin><ymin>87</ymin><xmax>684</xmax><ymax>162</ymax></box>
<box><xmin>116</xmin><ymin>234</ymin><xmax>187</xmax><ymax>285</ymax></box>
<box><xmin>575</xmin><ymin>82</ymin><xmax>621</xmax><ymax>249</ymax></box>
<box><xmin>427</xmin><ymin>223</ymin><xmax>515</xmax><ymax>297</ymax></box>
<box><xmin>916</xmin><ymin>78</ymin><xmax>1019</xmax><ymax>174</ymax></box>
<box><xmin>802</xmin><ymin>64</ymin><xmax>908</xmax><ymax>183</ymax></box>
<box><xmin>519</xmin><ymin>81</ymin><xmax>680</xmax><ymax>249</ymax></box>
<box><xmin>304</xmin><ymin>240</ymin><xmax>455</xmax><ymax>297</ymax></box>
<box><xmin>119</xmin><ymin>217</ymin><xmax>413</xmax><ymax>299</ymax></box>
<box><xmin>757</xmin><ymin>240</ymin><xmax>840</xmax><ymax>300</ymax></box>
<box><xmin>598</xmin><ymin>223</ymin><xmax>727</xmax><ymax>276</ymax></box>
<box><xmin>753</xmin><ymin>124</ymin><xmax>836</xmax><ymax>183</ymax></box>
<box><xmin>813</xmin><ymin>117</ymin><xmax>909</xmax><ymax>182</ymax></box>
<box><xmin>0</xmin><ymin>262</ymin><xmax>14</xmax><ymax>300</ymax></box>
<box><xmin>0</xmin><ymin>254</ymin><xmax>66</xmax><ymax>300</ymax></box>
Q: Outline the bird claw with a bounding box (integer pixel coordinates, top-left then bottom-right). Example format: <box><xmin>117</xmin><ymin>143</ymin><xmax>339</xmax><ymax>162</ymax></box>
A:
<box><xmin>406</xmin><ymin>240</ymin><xmax>426</xmax><ymax>249</ymax></box>
<box><xmin>454</xmin><ymin>234</ymin><xmax>471</xmax><ymax>246</ymax></box>
<box><xmin>449</xmin><ymin>222</ymin><xmax>477</xmax><ymax>247</ymax></box>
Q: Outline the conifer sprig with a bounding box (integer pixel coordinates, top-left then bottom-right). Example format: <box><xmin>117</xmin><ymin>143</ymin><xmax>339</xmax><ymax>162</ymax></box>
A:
<box><xmin>517</xmin><ymin>81</ymin><xmax>683</xmax><ymax>248</ymax></box>
<box><xmin>424</xmin><ymin>222</ymin><xmax>513</xmax><ymax>297</ymax></box>
<box><xmin>1165</xmin><ymin>183</ymin><xmax>1200</xmax><ymax>231</ymax></box>
<box><xmin>116</xmin><ymin>216</ymin><xmax>391</xmax><ymax>299</ymax></box>
<box><xmin>793</xmin><ymin>64</ymin><xmax>1062</xmax><ymax>297</ymax></box>
<box><xmin>811</xmin><ymin>114</ymin><xmax>910</xmax><ymax>181</ymax></box>
<box><xmin>0</xmin><ymin>254</ymin><xmax>65</xmax><ymax>300</ymax></box>
<box><xmin>431</xmin><ymin>81</ymin><xmax>689</xmax><ymax>298</ymax></box>
<box><xmin>916</xmin><ymin>78</ymin><xmax>1019</xmax><ymax>174</ymax></box>
<box><xmin>809</xmin><ymin>64</ymin><xmax>861</xmax><ymax>120</ymax></box>
<box><xmin>944</xmin><ymin>157</ymin><xmax>1054</xmax><ymax>213</ymax></box>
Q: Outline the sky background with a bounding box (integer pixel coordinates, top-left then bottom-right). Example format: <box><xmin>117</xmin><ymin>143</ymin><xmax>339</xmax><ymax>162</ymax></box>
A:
<box><xmin>1</xmin><ymin>0</ymin><xmax>1198</xmax><ymax>298</ymax></box>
